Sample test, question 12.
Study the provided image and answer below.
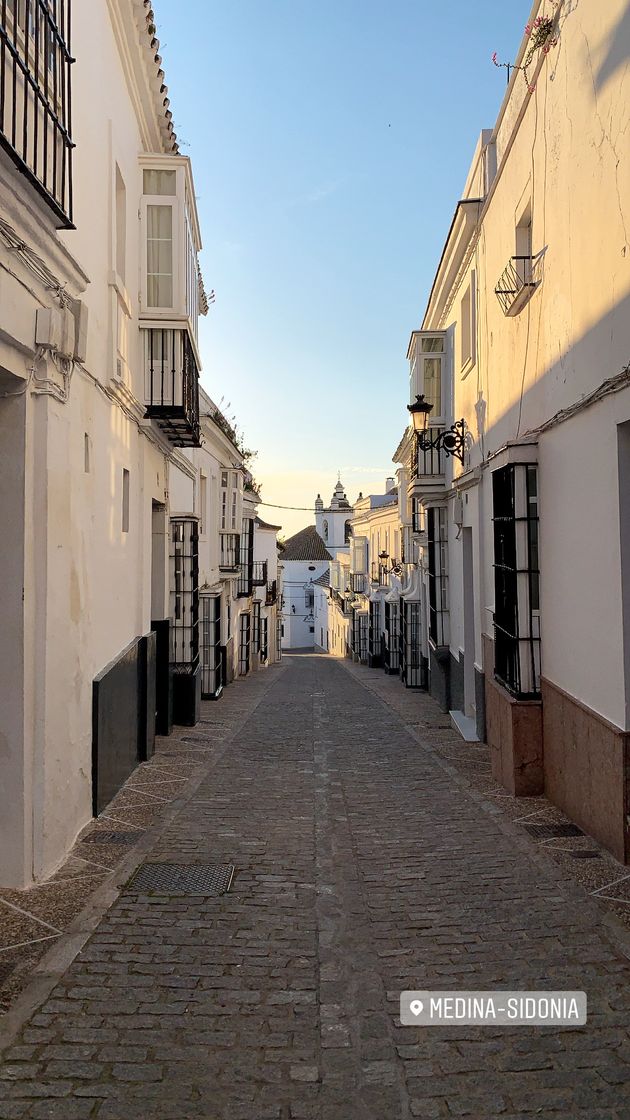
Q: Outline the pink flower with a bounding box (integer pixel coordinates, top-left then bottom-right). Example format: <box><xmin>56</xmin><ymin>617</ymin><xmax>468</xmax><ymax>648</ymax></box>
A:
<box><xmin>492</xmin><ymin>51</ymin><xmax>498</xmax><ymax>64</ymax></box>
<box><xmin>525</xmin><ymin>23</ymin><xmax>531</xmax><ymax>34</ymax></box>
<box><xmin>528</xmin><ymin>83</ymin><xmax>537</xmax><ymax>93</ymax></box>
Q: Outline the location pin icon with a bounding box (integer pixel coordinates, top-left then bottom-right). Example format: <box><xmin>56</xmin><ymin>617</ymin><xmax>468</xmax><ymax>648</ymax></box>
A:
<box><xmin>410</xmin><ymin>999</ymin><xmax>424</xmax><ymax>1016</ymax></box>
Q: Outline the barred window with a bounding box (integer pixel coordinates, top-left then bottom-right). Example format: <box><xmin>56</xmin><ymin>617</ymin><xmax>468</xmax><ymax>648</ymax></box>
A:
<box><xmin>427</xmin><ymin>506</ymin><xmax>449</xmax><ymax>647</ymax></box>
<box><xmin>492</xmin><ymin>464</ymin><xmax>540</xmax><ymax>698</ymax></box>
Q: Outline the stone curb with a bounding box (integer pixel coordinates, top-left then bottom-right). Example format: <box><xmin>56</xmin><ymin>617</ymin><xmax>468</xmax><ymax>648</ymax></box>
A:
<box><xmin>0</xmin><ymin>663</ymin><xmax>287</xmax><ymax>1056</ymax></box>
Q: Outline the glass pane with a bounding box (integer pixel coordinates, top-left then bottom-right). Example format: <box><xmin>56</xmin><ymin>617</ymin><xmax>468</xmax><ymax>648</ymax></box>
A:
<box><xmin>423</xmin><ymin>357</ymin><xmax>442</xmax><ymax>412</ymax></box>
<box><xmin>143</xmin><ymin>169</ymin><xmax>177</xmax><ymax>195</ymax></box>
<box><xmin>147</xmin><ymin>205</ymin><xmax>173</xmax><ymax>307</ymax></box>
<box><xmin>421</xmin><ymin>336</ymin><xmax>444</xmax><ymax>353</ymax></box>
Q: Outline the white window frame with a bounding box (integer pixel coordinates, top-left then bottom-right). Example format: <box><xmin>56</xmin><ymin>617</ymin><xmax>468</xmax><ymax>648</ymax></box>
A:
<box><xmin>409</xmin><ymin>331</ymin><xmax>446</xmax><ymax>424</ymax></box>
<box><xmin>140</xmin><ymin>165</ymin><xmax>185</xmax><ymax>317</ymax></box>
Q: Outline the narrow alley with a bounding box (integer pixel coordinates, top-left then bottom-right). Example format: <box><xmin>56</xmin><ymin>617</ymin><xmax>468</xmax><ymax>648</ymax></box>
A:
<box><xmin>1</xmin><ymin>655</ymin><xmax>629</xmax><ymax>1119</ymax></box>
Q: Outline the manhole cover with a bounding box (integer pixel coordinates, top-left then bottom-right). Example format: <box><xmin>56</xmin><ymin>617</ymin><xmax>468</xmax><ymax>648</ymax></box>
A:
<box><xmin>569</xmin><ymin>850</ymin><xmax>601</xmax><ymax>859</ymax></box>
<box><xmin>0</xmin><ymin>961</ymin><xmax>16</xmax><ymax>984</ymax></box>
<box><xmin>126</xmin><ymin>863</ymin><xmax>234</xmax><ymax>895</ymax></box>
<box><xmin>523</xmin><ymin>823</ymin><xmax>583</xmax><ymax>839</ymax></box>
<box><xmin>81</xmin><ymin>831</ymin><xmax>143</xmax><ymax>845</ymax></box>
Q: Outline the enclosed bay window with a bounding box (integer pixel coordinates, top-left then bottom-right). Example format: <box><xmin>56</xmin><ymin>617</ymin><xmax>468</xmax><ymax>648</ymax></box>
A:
<box><xmin>492</xmin><ymin>464</ymin><xmax>540</xmax><ymax>698</ymax></box>
<box><xmin>237</xmin><ymin>517</ymin><xmax>254</xmax><ymax>597</ymax></box>
<box><xmin>427</xmin><ymin>506</ymin><xmax>449</xmax><ymax>647</ymax></box>
<box><xmin>140</xmin><ymin>158</ymin><xmax>204</xmax><ymax>330</ymax></box>
<box><xmin>409</xmin><ymin>331</ymin><xmax>446</xmax><ymax>422</ymax></box>
<box><xmin>352</xmin><ymin>610</ymin><xmax>369</xmax><ymax>663</ymax></box>
<box><xmin>460</xmin><ymin>273</ymin><xmax>476</xmax><ymax>373</ymax></box>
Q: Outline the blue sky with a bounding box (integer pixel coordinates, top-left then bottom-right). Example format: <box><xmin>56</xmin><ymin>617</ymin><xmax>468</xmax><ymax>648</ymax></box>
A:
<box><xmin>157</xmin><ymin>0</ymin><xmax>528</xmax><ymax>536</ymax></box>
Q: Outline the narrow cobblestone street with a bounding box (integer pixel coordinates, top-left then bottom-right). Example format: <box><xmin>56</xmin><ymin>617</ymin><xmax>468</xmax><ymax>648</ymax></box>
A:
<box><xmin>2</xmin><ymin>654</ymin><xmax>630</xmax><ymax>1119</ymax></box>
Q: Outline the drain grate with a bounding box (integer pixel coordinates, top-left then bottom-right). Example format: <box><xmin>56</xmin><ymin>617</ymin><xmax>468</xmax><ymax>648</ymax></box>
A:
<box><xmin>523</xmin><ymin>823</ymin><xmax>583</xmax><ymax>839</ymax></box>
<box><xmin>81</xmin><ymin>831</ymin><xmax>144</xmax><ymax>845</ymax></box>
<box><xmin>126</xmin><ymin>862</ymin><xmax>234</xmax><ymax>895</ymax></box>
<box><xmin>569</xmin><ymin>850</ymin><xmax>601</xmax><ymax>859</ymax></box>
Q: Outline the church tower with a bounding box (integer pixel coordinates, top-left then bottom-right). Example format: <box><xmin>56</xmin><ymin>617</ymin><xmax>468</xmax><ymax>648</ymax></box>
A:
<box><xmin>314</xmin><ymin>477</ymin><xmax>354</xmax><ymax>559</ymax></box>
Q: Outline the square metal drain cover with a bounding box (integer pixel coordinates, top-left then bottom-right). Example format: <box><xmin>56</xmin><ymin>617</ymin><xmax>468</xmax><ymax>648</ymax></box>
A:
<box><xmin>126</xmin><ymin>862</ymin><xmax>234</xmax><ymax>895</ymax></box>
<box><xmin>81</xmin><ymin>831</ymin><xmax>143</xmax><ymax>845</ymax></box>
<box><xmin>523</xmin><ymin>823</ymin><xmax>583</xmax><ymax>839</ymax></box>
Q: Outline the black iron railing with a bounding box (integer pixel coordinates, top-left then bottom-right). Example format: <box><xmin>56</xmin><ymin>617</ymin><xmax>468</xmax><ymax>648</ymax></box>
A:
<box><xmin>350</xmin><ymin>573</ymin><xmax>367</xmax><ymax>595</ymax></box>
<box><xmin>144</xmin><ymin>327</ymin><xmax>200</xmax><ymax>448</ymax></box>
<box><xmin>414</xmin><ymin>429</ymin><xmax>444</xmax><ymax>479</ymax></box>
<box><xmin>0</xmin><ymin>0</ymin><xmax>74</xmax><ymax>226</ymax></box>
<box><xmin>370</xmin><ymin>562</ymin><xmax>389</xmax><ymax>587</ymax></box>
<box><xmin>252</xmin><ymin>560</ymin><xmax>267</xmax><ymax>586</ymax></box>
<box><xmin>266</xmin><ymin>580</ymin><xmax>277</xmax><ymax>605</ymax></box>
<box><xmin>236</xmin><ymin>518</ymin><xmax>254</xmax><ymax>597</ymax></box>
<box><xmin>170</xmin><ymin>518</ymin><xmax>199</xmax><ymax>672</ymax></box>
<box><xmin>219</xmin><ymin>532</ymin><xmax>240</xmax><ymax>571</ymax></box>
<box><xmin>495</xmin><ymin>255</ymin><xmax>539</xmax><ymax>316</ymax></box>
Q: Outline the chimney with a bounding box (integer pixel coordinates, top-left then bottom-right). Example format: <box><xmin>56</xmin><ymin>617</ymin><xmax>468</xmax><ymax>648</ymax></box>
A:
<box><xmin>385</xmin><ymin>477</ymin><xmax>395</xmax><ymax>493</ymax></box>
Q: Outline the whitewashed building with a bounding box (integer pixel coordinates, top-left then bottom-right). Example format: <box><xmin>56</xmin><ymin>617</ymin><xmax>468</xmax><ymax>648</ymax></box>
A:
<box><xmin>0</xmin><ymin>0</ymin><xmax>278</xmax><ymax>888</ymax></box>
<box><xmin>280</xmin><ymin>527</ymin><xmax>331</xmax><ymax>651</ymax></box>
<box><xmin>395</xmin><ymin>0</ymin><xmax>630</xmax><ymax>862</ymax></box>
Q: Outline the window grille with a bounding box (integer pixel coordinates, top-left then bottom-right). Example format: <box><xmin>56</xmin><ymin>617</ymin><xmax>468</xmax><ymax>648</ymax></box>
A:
<box><xmin>369</xmin><ymin>600</ymin><xmax>382</xmax><ymax>660</ymax></box>
<box><xmin>238</xmin><ymin>612</ymin><xmax>251</xmax><ymax>676</ymax></box>
<box><xmin>0</xmin><ymin>0</ymin><xmax>74</xmax><ymax>225</ymax></box>
<box><xmin>237</xmin><ymin>517</ymin><xmax>254</xmax><ymax>596</ymax></box>
<box><xmin>400</xmin><ymin>600</ymin><xmax>423</xmax><ymax>688</ymax></box>
<box><xmin>200</xmin><ymin>594</ymin><xmax>222</xmax><ymax>699</ymax></box>
<box><xmin>169</xmin><ymin>518</ymin><xmax>199</xmax><ymax>671</ymax></box>
<box><xmin>260</xmin><ymin>616</ymin><xmax>268</xmax><ymax>661</ymax></box>
<box><xmin>384</xmin><ymin>601</ymin><xmax>400</xmax><ymax>673</ymax></box>
<box><xmin>427</xmin><ymin>506</ymin><xmax>449</xmax><ymax>647</ymax></box>
<box><xmin>252</xmin><ymin>600</ymin><xmax>261</xmax><ymax>653</ymax></box>
<box><xmin>492</xmin><ymin>464</ymin><xmax>541</xmax><ymax>698</ymax></box>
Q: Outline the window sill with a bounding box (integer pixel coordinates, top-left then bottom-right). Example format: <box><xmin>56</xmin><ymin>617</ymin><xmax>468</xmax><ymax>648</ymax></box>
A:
<box><xmin>108</xmin><ymin>271</ymin><xmax>132</xmax><ymax>318</ymax></box>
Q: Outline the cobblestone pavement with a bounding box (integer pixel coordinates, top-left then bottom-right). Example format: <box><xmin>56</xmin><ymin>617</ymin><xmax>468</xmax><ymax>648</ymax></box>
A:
<box><xmin>1</xmin><ymin>653</ymin><xmax>630</xmax><ymax>1118</ymax></box>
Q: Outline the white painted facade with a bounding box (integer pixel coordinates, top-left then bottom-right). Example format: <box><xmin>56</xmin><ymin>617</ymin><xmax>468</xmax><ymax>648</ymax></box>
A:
<box><xmin>281</xmin><ymin>556</ymin><xmax>330</xmax><ymax>650</ymax></box>
<box><xmin>394</xmin><ymin>0</ymin><xmax>630</xmax><ymax>860</ymax></box>
<box><xmin>0</xmin><ymin>0</ymin><xmax>276</xmax><ymax>888</ymax></box>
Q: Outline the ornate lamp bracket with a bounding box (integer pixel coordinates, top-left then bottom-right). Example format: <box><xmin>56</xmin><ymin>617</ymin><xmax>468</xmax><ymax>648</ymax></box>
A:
<box><xmin>418</xmin><ymin>419</ymin><xmax>466</xmax><ymax>464</ymax></box>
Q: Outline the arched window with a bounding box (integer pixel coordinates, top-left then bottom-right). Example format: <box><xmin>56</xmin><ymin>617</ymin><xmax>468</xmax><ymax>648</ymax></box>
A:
<box><xmin>345</xmin><ymin>520</ymin><xmax>352</xmax><ymax>543</ymax></box>
<box><xmin>322</xmin><ymin>519</ymin><xmax>328</xmax><ymax>541</ymax></box>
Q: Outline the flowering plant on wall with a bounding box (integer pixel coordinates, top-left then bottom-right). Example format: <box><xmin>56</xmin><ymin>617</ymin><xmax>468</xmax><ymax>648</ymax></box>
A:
<box><xmin>492</xmin><ymin>5</ymin><xmax>558</xmax><ymax>92</ymax></box>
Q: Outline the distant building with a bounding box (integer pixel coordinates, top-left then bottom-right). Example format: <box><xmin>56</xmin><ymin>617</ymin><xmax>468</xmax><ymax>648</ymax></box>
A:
<box><xmin>280</xmin><ymin>526</ymin><xmax>331</xmax><ymax>650</ymax></box>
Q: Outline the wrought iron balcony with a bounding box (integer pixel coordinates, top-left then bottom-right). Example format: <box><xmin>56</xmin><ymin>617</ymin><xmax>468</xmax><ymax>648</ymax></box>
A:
<box><xmin>253</xmin><ymin>560</ymin><xmax>268</xmax><ymax>586</ymax></box>
<box><xmin>143</xmin><ymin>327</ymin><xmax>200</xmax><ymax>448</ymax></box>
<box><xmin>350</xmin><ymin>573</ymin><xmax>367</xmax><ymax>595</ymax></box>
<box><xmin>266</xmin><ymin>580</ymin><xmax>277</xmax><ymax>606</ymax></box>
<box><xmin>495</xmin><ymin>255</ymin><xmax>540</xmax><ymax>316</ymax></box>
<box><xmin>0</xmin><ymin>0</ymin><xmax>74</xmax><ymax>226</ymax></box>
<box><xmin>236</xmin><ymin>561</ymin><xmax>253</xmax><ymax>598</ymax></box>
<box><xmin>219</xmin><ymin>532</ymin><xmax>240</xmax><ymax>571</ymax></box>
<box><xmin>370</xmin><ymin>562</ymin><xmax>390</xmax><ymax>588</ymax></box>
<box><xmin>413</xmin><ymin>429</ymin><xmax>445</xmax><ymax>479</ymax></box>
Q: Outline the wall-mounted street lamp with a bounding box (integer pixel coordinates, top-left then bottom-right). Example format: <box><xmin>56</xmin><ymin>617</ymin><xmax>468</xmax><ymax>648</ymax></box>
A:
<box><xmin>406</xmin><ymin>394</ymin><xmax>467</xmax><ymax>465</ymax></box>
<box><xmin>378</xmin><ymin>550</ymin><xmax>402</xmax><ymax>576</ymax></box>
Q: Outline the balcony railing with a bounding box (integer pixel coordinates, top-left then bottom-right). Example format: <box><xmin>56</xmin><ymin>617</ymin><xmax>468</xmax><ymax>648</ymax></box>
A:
<box><xmin>219</xmin><ymin>532</ymin><xmax>240</xmax><ymax>571</ymax></box>
<box><xmin>143</xmin><ymin>327</ymin><xmax>200</xmax><ymax>448</ymax></box>
<box><xmin>350</xmin><ymin>573</ymin><xmax>367</xmax><ymax>595</ymax></box>
<box><xmin>414</xmin><ymin>430</ymin><xmax>444</xmax><ymax>479</ymax></box>
<box><xmin>266</xmin><ymin>580</ymin><xmax>277</xmax><ymax>606</ymax></box>
<box><xmin>0</xmin><ymin>0</ymin><xmax>74</xmax><ymax>226</ymax></box>
<box><xmin>236</xmin><ymin>562</ymin><xmax>252</xmax><ymax>598</ymax></box>
<box><xmin>495</xmin><ymin>255</ymin><xmax>540</xmax><ymax>316</ymax></box>
<box><xmin>370</xmin><ymin>562</ymin><xmax>389</xmax><ymax>588</ymax></box>
<box><xmin>253</xmin><ymin>560</ymin><xmax>268</xmax><ymax>586</ymax></box>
